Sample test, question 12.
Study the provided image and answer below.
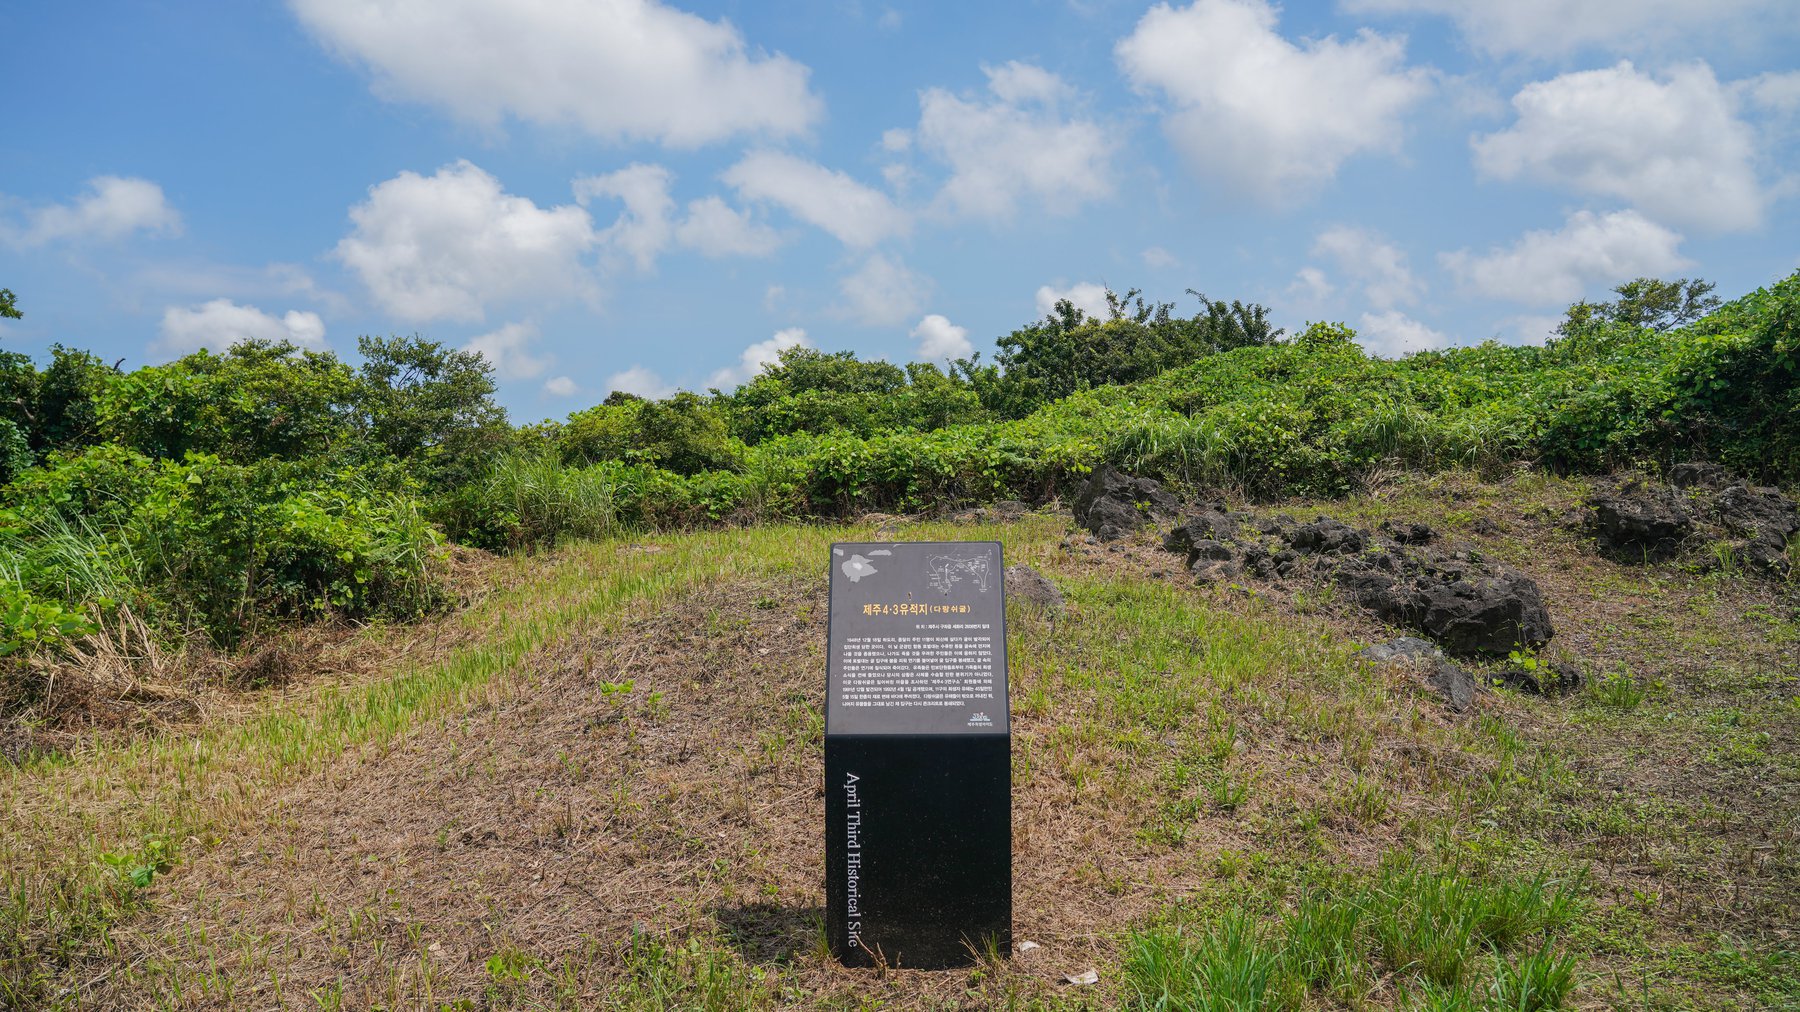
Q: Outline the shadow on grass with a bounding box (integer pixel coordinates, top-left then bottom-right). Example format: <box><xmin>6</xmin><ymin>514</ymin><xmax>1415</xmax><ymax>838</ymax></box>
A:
<box><xmin>712</xmin><ymin>902</ymin><xmax>825</xmax><ymax>964</ymax></box>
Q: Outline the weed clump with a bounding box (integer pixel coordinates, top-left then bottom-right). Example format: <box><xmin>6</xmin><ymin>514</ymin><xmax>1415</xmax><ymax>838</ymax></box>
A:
<box><xmin>1123</xmin><ymin>861</ymin><xmax>1585</xmax><ymax>1010</ymax></box>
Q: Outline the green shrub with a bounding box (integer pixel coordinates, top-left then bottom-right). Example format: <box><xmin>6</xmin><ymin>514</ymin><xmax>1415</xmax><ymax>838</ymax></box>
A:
<box><xmin>560</xmin><ymin>392</ymin><xmax>742</xmax><ymax>475</ymax></box>
<box><xmin>97</xmin><ymin>341</ymin><xmax>360</xmax><ymax>463</ymax></box>
<box><xmin>126</xmin><ymin>456</ymin><xmax>446</xmax><ymax>641</ymax></box>
<box><xmin>0</xmin><ymin>419</ymin><xmax>28</xmax><ymax>486</ymax></box>
<box><xmin>0</xmin><ymin>584</ymin><xmax>96</xmax><ymax>660</ymax></box>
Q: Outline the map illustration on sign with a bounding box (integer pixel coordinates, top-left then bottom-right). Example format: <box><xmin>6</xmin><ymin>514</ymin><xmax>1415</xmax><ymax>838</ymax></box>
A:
<box><xmin>926</xmin><ymin>552</ymin><xmax>993</xmax><ymax>595</ymax></box>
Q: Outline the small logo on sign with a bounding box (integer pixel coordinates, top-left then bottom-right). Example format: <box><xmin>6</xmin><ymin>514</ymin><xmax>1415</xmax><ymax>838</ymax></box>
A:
<box><xmin>967</xmin><ymin>712</ymin><xmax>992</xmax><ymax>727</ymax></box>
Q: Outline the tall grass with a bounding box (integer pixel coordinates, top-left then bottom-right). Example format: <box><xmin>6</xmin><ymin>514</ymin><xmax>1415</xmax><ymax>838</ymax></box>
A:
<box><xmin>1107</xmin><ymin>414</ymin><xmax>1232</xmax><ymax>489</ymax></box>
<box><xmin>485</xmin><ymin>449</ymin><xmax>625</xmax><ymax>549</ymax></box>
<box><xmin>0</xmin><ymin>511</ymin><xmax>138</xmax><ymax>609</ymax></box>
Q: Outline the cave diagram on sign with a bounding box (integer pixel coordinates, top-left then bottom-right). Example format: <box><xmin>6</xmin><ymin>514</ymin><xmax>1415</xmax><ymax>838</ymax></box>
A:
<box><xmin>926</xmin><ymin>552</ymin><xmax>993</xmax><ymax>595</ymax></box>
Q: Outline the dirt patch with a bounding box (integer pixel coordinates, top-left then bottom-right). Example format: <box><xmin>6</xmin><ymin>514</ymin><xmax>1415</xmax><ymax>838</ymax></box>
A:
<box><xmin>74</xmin><ymin>565</ymin><xmax>1324</xmax><ymax>1007</ymax></box>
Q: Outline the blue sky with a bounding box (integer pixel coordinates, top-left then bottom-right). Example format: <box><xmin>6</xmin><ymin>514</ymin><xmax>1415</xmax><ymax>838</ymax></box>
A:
<box><xmin>3</xmin><ymin>1</ymin><xmax>1797</xmax><ymax>420</ymax></box>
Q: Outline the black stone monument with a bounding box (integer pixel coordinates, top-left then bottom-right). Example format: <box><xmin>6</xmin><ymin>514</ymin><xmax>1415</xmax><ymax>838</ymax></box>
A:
<box><xmin>824</xmin><ymin>540</ymin><xmax>1011</xmax><ymax>969</ymax></box>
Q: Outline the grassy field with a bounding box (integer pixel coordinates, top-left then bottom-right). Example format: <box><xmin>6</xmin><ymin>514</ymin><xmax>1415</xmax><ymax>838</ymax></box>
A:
<box><xmin>2</xmin><ymin>471</ymin><xmax>1796</xmax><ymax>1010</ymax></box>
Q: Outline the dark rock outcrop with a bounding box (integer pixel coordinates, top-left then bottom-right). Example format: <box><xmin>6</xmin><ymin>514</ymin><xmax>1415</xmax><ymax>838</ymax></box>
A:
<box><xmin>1588</xmin><ymin>480</ymin><xmax>1694</xmax><ymax>560</ymax></box>
<box><xmin>1072</xmin><ymin>465</ymin><xmax>1181</xmax><ymax>541</ymax></box>
<box><xmin>1163</xmin><ymin>510</ymin><xmax>1241</xmax><ymax>556</ymax></box>
<box><xmin>1668</xmin><ymin>461</ymin><xmax>1732</xmax><ymax>489</ymax></box>
<box><xmin>1712</xmin><ymin>483</ymin><xmax>1800</xmax><ymax>576</ymax></box>
<box><xmin>1005</xmin><ymin>564</ymin><xmax>1065</xmax><ymax>614</ymax></box>
<box><xmin>1160</xmin><ymin>507</ymin><xmax>1554</xmax><ymax>657</ymax></box>
<box><xmin>1292</xmin><ymin>518</ymin><xmax>1365</xmax><ymax>556</ymax></box>
<box><xmin>1380</xmin><ymin>520</ymin><xmax>1436</xmax><ymax>545</ymax></box>
<box><xmin>1584</xmin><ymin>469</ymin><xmax>1799</xmax><ymax>576</ymax></box>
<box><xmin>1336</xmin><ymin>555</ymin><xmax>1554</xmax><ymax>656</ymax></box>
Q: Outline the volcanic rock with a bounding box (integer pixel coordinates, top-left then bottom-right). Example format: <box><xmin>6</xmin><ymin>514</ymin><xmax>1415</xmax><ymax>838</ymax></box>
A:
<box><xmin>1588</xmin><ymin>481</ymin><xmax>1694</xmax><ymax>560</ymax></box>
<box><xmin>1004</xmin><ymin>564</ymin><xmax>1065</xmax><ymax>614</ymax></box>
<box><xmin>1071</xmin><ymin>465</ymin><xmax>1181</xmax><ymax>541</ymax></box>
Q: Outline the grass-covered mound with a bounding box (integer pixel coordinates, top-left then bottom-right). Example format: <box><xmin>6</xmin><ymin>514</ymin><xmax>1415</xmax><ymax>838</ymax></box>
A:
<box><xmin>1</xmin><ymin>273</ymin><xmax>1795</xmax><ymax>731</ymax></box>
<box><xmin>3</xmin><ymin>478</ymin><xmax>1795</xmax><ymax>1008</ymax></box>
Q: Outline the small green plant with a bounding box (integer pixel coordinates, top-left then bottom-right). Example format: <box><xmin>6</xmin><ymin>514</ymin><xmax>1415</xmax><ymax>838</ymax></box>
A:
<box><xmin>1592</xmin><ymin>669</ymin><xmax>1648</xmax><ymax>710</ymax></box>
<box><xmin>0</xmin><ymin>585</ymin><xmax>97</xmax><ymax>659</ymax></box>
<box><xmin>1211</xmin><ymin>772</ymin><xmax>1250</xmax><ymax>811</ymax></box>
<box><xmin>97</xmin><ymin>835</ymin><xmax>174</xmax><ymax>890</ymax></box>
<box><xmin>484</xmin><ymin>944</ymin><xmax>541</xmax><ymax>986</ymax></box>
<box><xmin>1704</xmin><ymin>540</ymin><xmax>1741</xmax><ymax>576</ymax></box>
<box><xmin>1283</xmin><ymin>891</ymin><xmax>1370</xmax><ymax>1003</ymax></box>
<box><xmin>1489</xmin><ymin>940</ymin><xmax>1579</xmax><ymax>1011</ymax></box>
<box><xmin>307</xmin><ymin>981</ymin><xmax>344</xmax><ymax>1011</ymax></box>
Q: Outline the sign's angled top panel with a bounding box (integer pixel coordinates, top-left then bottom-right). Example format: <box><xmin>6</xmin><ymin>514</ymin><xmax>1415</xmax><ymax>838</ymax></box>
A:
<box><xmin>826</xmin><ymin>541</ymin><xmax>1009</xmax><ymax>736</ymax></box>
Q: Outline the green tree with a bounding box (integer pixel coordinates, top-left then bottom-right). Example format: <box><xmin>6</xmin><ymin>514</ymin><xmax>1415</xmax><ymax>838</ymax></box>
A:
<box><xmin>752</xmin><ymin>346</ymin><xmax>907</xmax><ymax>396</ymax></box>
<box><xmin>559</xmin><ymin>397</ymin><xmax>645</xmax><ymax>465</ymax></box>
<box><xmin>723</xmin><ymin>347</ymin><xmax>918</xmax><ymax>443</ymax></box>
<box><xmin>0</xmin><ymin>288</ymin><xmax>20</xmax><ymax>321</ymax></box>
<box><xmin>984</xmin><ymin>287</ymin><xmax>1283</xmax><ymax>416</ymax></box>
<box><xmin>31</xmin><ymin>346</ymin><xmax>119</xmax><ymax>453</ymax></box>
<box><xmin>1559</xmin><ymin>277</ymin><xmax>1720</xmax><ymax>337</ymax></box>
<box><xmin>354</xmin><ymin>334</ymin><xmax>510</xmax><ymax>492</ymax></box>
<box><xmin>634</xmin><ymin>392</ymin><xmax>742</xmax><ymax>474</ymax></box>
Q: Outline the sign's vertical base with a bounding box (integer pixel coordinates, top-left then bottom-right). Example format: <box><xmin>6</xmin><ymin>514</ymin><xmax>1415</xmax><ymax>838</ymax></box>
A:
<box><xmin>825</xmin><ymin>733</ymin><xmax>1011</xmax><ymax>969</ymax></box>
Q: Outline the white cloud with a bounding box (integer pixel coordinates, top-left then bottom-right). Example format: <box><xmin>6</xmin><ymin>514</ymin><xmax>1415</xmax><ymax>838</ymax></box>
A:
<box><xmin>1142</xmin><ymin>246</ymin><xmax>1180</xmax><ymax>269</ymax></box>
<box><xmin>910</xmin><ymin>314</ymin><xmax>973</xmax><ymax>360</ymax></box>
<box><xmin>707</xmin><ymin>328</ymin><xmax>812</xmax><ymax>389</ymax></box>
<box><xmin>723</xmin><ymin>151</ymin><xmax>909</xmax><ymax>248</ymax></box>
<box><xmin>335</xmin><ymin>160</ymin><xmax>598</xmax><ymax>323</ymax></box>
<box><xmin>574</xmin><ymin>163</ymin><xmax>675</xmax><ymax>271</ymax></box>
<box><xmin>463</xmin><ymin>320</ymin><xmax>549</xmax><ymax>380</ymax></box>
<box><xmin>1116</xmin><ymin>0</ymin><xmax>1431</xmax><ymax>204</ymax></box>
<box><xmin>914</xmin><ymin>61</ymin><xmax>1114</xmax><ymax>220</ymax></box>
<box><xmin>4</xmin><ymin>176</ymin><xmax>182</xmax><ymax>248</ymax></box>
<box><xmin>1035</xmin><ymin>282</ymin><xmax>1111</xmax><ymax>321</ymax></box>
<box><xmin>1440</xmin><ymin>209</ymin><xmax>1690</xmax><ymax>305</ymax></box>
<box><xmin>1341</xmin><ymin>0</ymin><xmax>1793</xmax><ymax>59</ymax></box>
<box><xmin>574</xmin><ymin>165</ymin><xmax>782</xmax><ymax>266</ymax></box>
<box><xmin>543</xmin><ymin>375</ymin><xmax>578</xmax><ymax>397</ymax></box>
<box><xmin>676</xmin><ymin>196</ymin><xmax>782</xmax><ymax>258</ymax></box>
<box><xmin>157</xmin><ymin>299</ymin><xmax>326</xmax><ymax>356</ymax></box>
<box><xmin>1356</xmin><ymin>310</ymin><xmax>1446</xmax><ymax>357</ymax></box>
<box><xmin>1311</xmin><ymin>227</ymin><xmax>1422</xmax><ymax>309</ymax></box>
<box><xmin>838</xmin><ymin>255</ymin><xmax>930</xmax><ymax>326</ymax></box>
<box><xmin>1742</xmin><ymin>70</ymin><xmax>1800</xmax><ymax>116</ymax></box>
<box><xmin>881</xmin><ymin>128</ymin><xmax>912</xmax><ymax>153</ymax></box>
<box><xmin>1288</xmin><ymin>266</ymin><xmax>1335</xmax><ymax>302</ymax></box>
<box><xmin>289</xmin><ymin>0</ymin><xmax>821</xmax><ymax>147</ymax></box>
<box><xmin>605</xmin><ymin>366</ymin><xmax>676</xmax><ymax>400</ymax></box>
<box><xmin>1473</xmin><ymin>62</ymin><xmax>1765</xmax><ymax>232</ymax></box>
